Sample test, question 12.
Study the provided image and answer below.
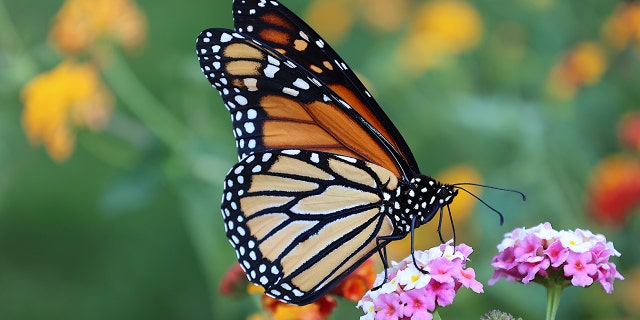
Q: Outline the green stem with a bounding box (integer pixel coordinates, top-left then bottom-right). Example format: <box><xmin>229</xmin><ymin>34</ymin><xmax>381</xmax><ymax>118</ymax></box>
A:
<box><xmin>178</xmin><ymin>183</ymin><xmax>225</xmax><ymax>317</ymax></box>
<box><xmin>545</xmin><ymin>282</ymin><xmax>563</xmax><ymax>320</ymax></box>
<box><xmin>101</xmin><ymin>49</ymin><xmax>188</xmax><ymax>150</ymax></box>
<box><xmin>433</xmin><ymin>311</ymin><xmax>442</xmax><ymax>320</ymax></box>
<box><xmin>0</xmin><ymin>0</ymin><xmax>38</xmax><ymax>81</ymax></box>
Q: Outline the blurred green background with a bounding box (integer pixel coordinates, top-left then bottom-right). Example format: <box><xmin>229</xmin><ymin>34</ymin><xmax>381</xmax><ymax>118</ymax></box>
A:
<box><xmin>1</xmin><ymin>0</ymin><xmax>639</xmax><ymax>319</ymax></box>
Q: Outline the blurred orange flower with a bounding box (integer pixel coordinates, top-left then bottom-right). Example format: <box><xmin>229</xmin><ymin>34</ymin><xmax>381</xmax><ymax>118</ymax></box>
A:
<box><xmin>330</xmin><ymin>258</ymin><xmax>376</xmax><ymax>302</ymax></box>
<box><xmin>601</xmin><ymin>2</ymin><xmax>640</xmax><ymax>52</ymax></box>
<box><xmin>588</xmin><ymin>154</ymin><xmax>640</xmax><ymax>226</ymax></box>
<box><xmin>305</xmin><ymin>0</ymin><xmax>354</xmax><ymax>44</ymax></box>
<box><xmin>397</xmin><ymin>0</ymin><xmax>483</xmax><ymax>74</ymax></box>
<box><xmin>546</xmin><ymin>42</ymin><xmax>607</xmax><ymax>100</ymax></box>
<box><xmin>357</xmin><ymin>0</ymin><xmax>409</xmax><ymax>33</ymax></box>
<box><xmin>618</xmin><ymin>111</ymin><xmax>640</xmax><ymax>151</ymax></box>
<box><xmin>387</xmin><ymin>164</ymin><xmax>482</xmax><ymax>260</ymax></box>
<box><xmin>50</xmin><ymin>0</ymin><xmax>147</xmax><ymax>54</ymax></box>
<box><xmin>262</xmin><ymin>295</ymin><xmax>336</xmax><ymax>320</ymax></box>
<box><xmin>21</xmin><ymin>60</ymin><xmax>113</xmax><ymax>161</ymax></box>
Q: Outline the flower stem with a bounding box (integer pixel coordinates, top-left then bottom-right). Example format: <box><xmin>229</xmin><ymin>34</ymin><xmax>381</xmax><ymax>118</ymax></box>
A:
<box><xmin>101</xmin><ymin>49</ymin><xmax>188</xmax><ymax>150</ymax></box>
<box><xmin>433</xmin><ymin>311</ymin><xmax>442</xmax><ymax>320</ymax></box>
<box><xmin>545</xmin><ymin>282</ymin><xmax>563</xmax><ymax>320</ymax></box>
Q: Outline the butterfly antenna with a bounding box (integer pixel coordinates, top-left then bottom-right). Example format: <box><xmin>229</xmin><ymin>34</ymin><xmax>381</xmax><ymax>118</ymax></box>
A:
<box><xmin>453</xmin><ymin>182</ymin><xmax>526</xmax><ymax>201</ymax></box>
<box><xmin>453</xmin><ymin>185</ymin><xmax>507</xmax><ymax>225</ymax></box>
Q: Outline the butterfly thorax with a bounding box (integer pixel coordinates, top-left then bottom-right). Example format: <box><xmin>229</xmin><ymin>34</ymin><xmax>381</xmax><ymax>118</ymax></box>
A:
<box><xmin>386</xmin><ymin>175</ymin><xmax>458</xmax><ymax>235</ymax></box>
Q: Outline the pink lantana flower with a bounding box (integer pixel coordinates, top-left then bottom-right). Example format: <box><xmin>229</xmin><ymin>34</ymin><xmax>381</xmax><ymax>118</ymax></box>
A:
<box><xmin>358</xmin><ymin>241</ymin><xmax>483</xmax><ymax>320</ymax></box>
<box><xmin>489</xmin><ymin>222</ymin><xmax>623</xmax><ymax>293</ymax></box>
<box><xmin>490</xmin><ymin>223</ymin><xmax>624</xmax><ymax>320</ymax></box>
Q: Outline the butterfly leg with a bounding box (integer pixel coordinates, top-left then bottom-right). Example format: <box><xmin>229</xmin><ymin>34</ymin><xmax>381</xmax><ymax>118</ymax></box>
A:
<box><xmin>435</xmin><ymin>205</ymin><xmax>457</xmax><ymax>246</ymax></box>
<box><xmin>446</xmin><ymin>204</ymin><xmax>456</xmax><ymax>246</ymax></box>
<box><xmin>436</xmin><ymin>206</ymin><xmax>446</xmax><ymax>243</ymax></box>
<box><xmin>371</xmin><ymin>233</ymin><xmax>407</xmax><ymax>290</ymax></box>
<box><xmin>408</xmin><ymin>214</ymin><xmax>430</xmax><ymax>275</ymax></box>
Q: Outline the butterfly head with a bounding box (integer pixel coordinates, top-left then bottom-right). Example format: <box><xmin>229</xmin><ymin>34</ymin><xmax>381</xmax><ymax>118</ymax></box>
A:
<box><xmin>390</xmin><ymin>175</ymin><xmax>457</xmax><ymax>233</ymax></box>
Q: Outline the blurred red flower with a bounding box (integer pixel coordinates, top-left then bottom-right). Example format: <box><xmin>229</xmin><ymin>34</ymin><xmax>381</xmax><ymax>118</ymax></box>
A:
<box><xmin>588</xmin><ymin>155</ymin><xmax>640</xmax><ymax>225</ymax></box>
<box><xmin>219</xmin><ymin>262</ymin><xmax>250</xmax><ymax>298</ymax></box>
<box><xmin>618</xmin><ymin>111</ymin><xmax>640</xmax><ymax>150</ymax></box>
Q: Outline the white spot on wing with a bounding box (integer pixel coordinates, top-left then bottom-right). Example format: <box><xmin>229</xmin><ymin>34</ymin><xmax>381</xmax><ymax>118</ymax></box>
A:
<box><xmin>336</xmin><ymin>155</ymin><xmax>357</xmax><ymax>163</ymax></box>
<box><xmin>282</xmin><ymin>150</ymin><xmax>300</xmax><ymax>155</ymax></box>
<box><xmin>282</xmin><ymin>87</ymin><xmax>299</xmax><ymax>96</ymax></box>
<box><xmin>220</xmin><ymin>33</ymin><xmax>233</xmax><ymax>43</ymax></box>
<box><xmin>244</xmin><ymin>122</ymin><xmax>255</xmax><ymax>134</ymax></box>
<box><xmin>235</xmin><ymin>95</ymin><xmax>248</xmax><ymax>105</ymax></box>
<box><xmin>292</xmin><ymin>78</ymin><xmax>310</xmax><ymax>89</ymax></box>
<box><xmin>267</xmin><ymin>55</ymin><xmax>281</xmax><ymax>66</ymax></box>
<box><xmin>264</xmin><ymin>64</ymin><xmax>280</xmax><ymax>78</ymax></box>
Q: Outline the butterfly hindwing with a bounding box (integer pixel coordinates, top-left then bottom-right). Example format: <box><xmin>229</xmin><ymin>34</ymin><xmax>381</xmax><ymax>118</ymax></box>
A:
<box><xmin>222</xmin><ymin>149</ymin><xmax>397</xmax><ymax>304</ymax></box>
<box><xmin>196</xmin><ymin>29</ymin><xmax>406</xmax><ymax>177</ymax></box>
<box><xmin>231</xmin><ymin>0</ymin><xmax>420</xmax><ymax>176</ymax></box>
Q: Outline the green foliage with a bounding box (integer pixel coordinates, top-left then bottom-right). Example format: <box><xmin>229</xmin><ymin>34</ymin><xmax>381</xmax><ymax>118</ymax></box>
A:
<box><xmin>1</xmin><ymin>0</ymin><xmax>638</xmax><ymax>319</ymax></box>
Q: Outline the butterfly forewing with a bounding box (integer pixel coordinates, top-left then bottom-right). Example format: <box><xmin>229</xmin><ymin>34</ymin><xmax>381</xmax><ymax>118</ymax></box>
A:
<box><xmin>231</xmin><ymin>0</ymin><xmax>420</xmax><ymax>176</ymax></box>
<box><xmin>197</xmin><ymin>29</ymin><xmax>405</xmax><ymax>177</ymax></box>
<box><xmin>222</xmin><ymin>149</ymin><xmax>397</xmax><ymax>304</ymax></box>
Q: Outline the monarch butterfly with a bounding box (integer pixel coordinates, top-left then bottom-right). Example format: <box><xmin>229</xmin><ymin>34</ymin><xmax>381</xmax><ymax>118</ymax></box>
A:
<box><xmin>197</xmin><ymin>0</ymin><xmax>469</xmax><ymax>306</ymax></box>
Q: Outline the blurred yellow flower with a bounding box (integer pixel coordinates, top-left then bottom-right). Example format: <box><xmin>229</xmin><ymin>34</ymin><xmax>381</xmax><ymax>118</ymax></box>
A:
<box><xmin>50</xmin><ymin>0</ymin><xmax>147</xmax><ymax>54</ymax></box>
<box><xmin>620</xmin><ymin>266</ymin><xmax>640</xmax><ymax>316</ymax></box>
<box><xmin>546</xmin><ymin>42</ymin><xmax>607</xmax><ymax>100</ymax></box>
<box><xmin>601</xmin><ymin>2</ymin><xmax>640</xmax><ymax>51</ymax></box>
<box><xmin>305</xmin><ymin>0</ymin><xmax>354</xmax><ymax>44</ymax></box>
<box><xmin>357</xmin><ymin>0</ymin><xmax>408</xmax><ymax>33</ymax></box>
<box><xmin>386</xmin><ymin>164</ymin><xmax>482</xmax><ymax>261</ymax></box>
<box><xmin>21</xmin><ymin>60</ymin><xmax>113</xmax><ymax>161</ymax></box>
<box><xmin>397</xmin><ymin>0</ymin><xmax>483</xmax><ymax>74</ymax></box>
<box><xmin>306</xmin><ymin>0</ymin><xmax>408</xmax><ymax>44</ymax></box>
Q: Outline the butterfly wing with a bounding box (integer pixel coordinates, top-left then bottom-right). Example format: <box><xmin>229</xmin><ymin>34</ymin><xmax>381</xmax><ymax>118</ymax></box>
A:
<box><xmin>231</xmin><ymin>0</ymin><xmax>420</xmax><ymax>176</ymax></box>
<box><xmin>197</xmin><ymin>29</ymin><xmax>409</xmax><ymax>178</ymax></box>
<box><xmin>222</xmin><ymin>149</ymin><xmax>397</xmax><ymax>305</ymax></box>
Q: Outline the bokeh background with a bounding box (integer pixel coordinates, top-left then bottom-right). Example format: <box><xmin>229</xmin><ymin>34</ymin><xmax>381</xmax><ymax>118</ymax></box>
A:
<box><xmin>1</xmin><ymin>0</ymin><xmax>640</xmax><ymax>319</ymax></box>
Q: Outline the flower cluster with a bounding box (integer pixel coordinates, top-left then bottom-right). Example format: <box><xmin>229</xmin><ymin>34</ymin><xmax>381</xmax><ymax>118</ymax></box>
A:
<box><xmin>358</xmin><ymin>242</ymin><xmax>483</xmax><ymax>320</ymax></box>
<box><xmin>489</xmin><ymin>223</ymin><xmax>624</xmax><ymax>293</ymax></box>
